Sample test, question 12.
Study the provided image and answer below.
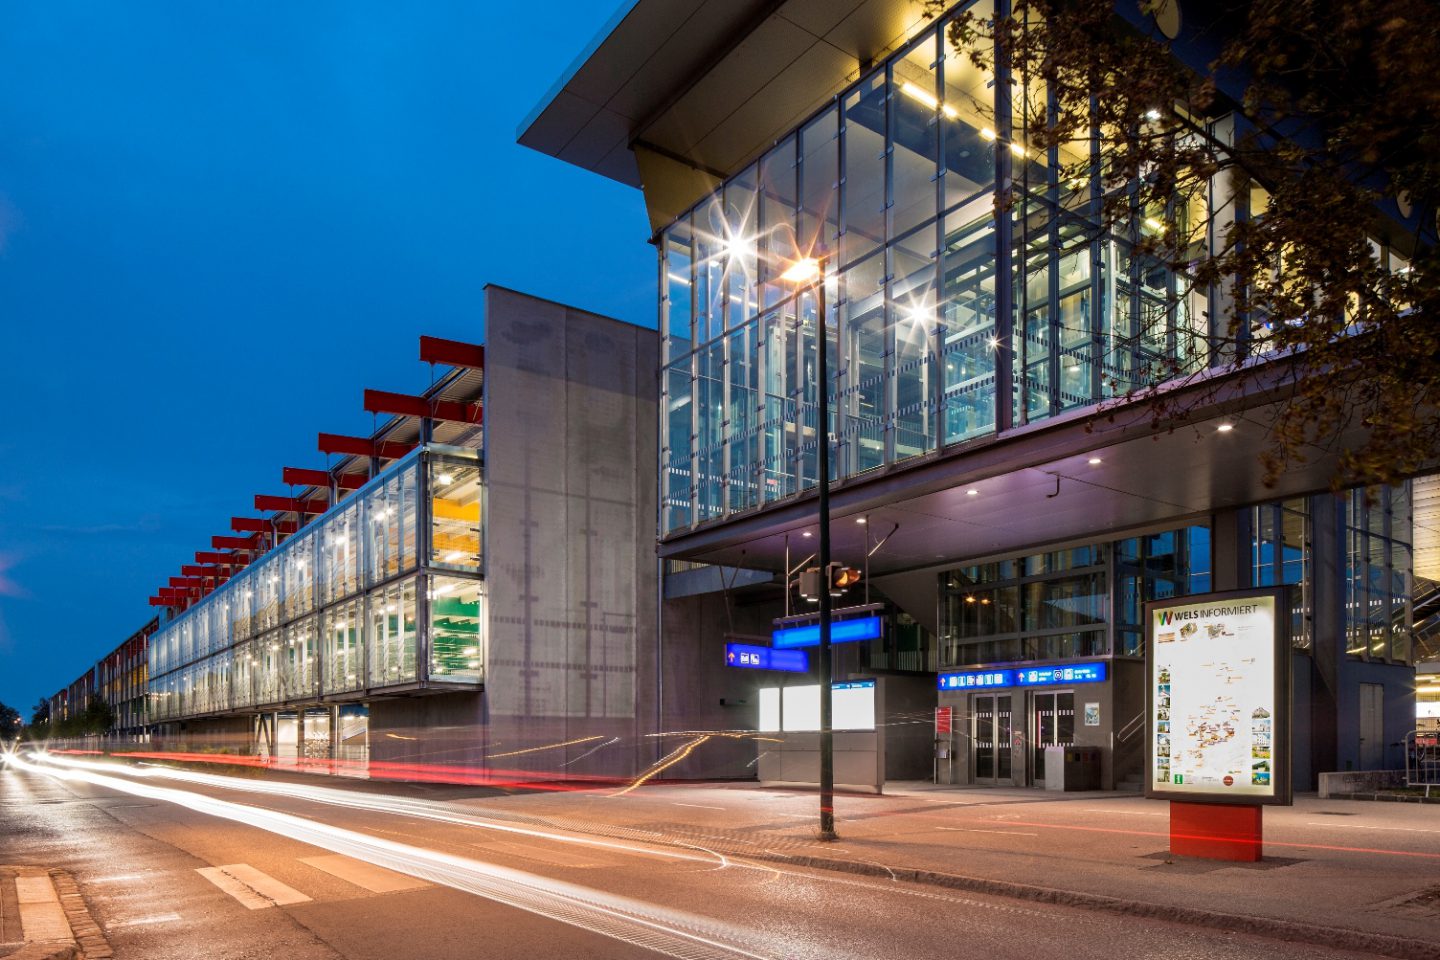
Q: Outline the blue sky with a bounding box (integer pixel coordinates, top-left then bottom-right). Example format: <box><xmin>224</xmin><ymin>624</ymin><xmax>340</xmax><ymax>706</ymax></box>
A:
<box><xmin>0</xmin><ymin>1</ymin><xmax>652</xmax><ymax>714</ymax></box>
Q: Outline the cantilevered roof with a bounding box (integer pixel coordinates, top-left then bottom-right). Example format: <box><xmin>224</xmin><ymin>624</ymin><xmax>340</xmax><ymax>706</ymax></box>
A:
<box><xmin>518</xmin><ymin>0</ymin><xmax>931</xmax><ymax>188</ymax></box>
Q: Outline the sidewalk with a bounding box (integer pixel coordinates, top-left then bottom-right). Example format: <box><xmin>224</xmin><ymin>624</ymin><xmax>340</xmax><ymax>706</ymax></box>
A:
<box><xmin>0</xmin><ymin>867</ymin><xmax>105</xmax><ymax>960</ymax></box>
<box><xmin>589</xmin><ymin>781</ymin><xmax>1440</xmax><ymax>960</ymax></box>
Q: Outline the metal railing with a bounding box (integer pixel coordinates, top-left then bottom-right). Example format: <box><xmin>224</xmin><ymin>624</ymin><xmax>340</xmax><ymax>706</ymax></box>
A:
<box><xmin>1404</xmin><ymin>730</ymin><xmax>1440</xmax><ymax>797</ymax></box>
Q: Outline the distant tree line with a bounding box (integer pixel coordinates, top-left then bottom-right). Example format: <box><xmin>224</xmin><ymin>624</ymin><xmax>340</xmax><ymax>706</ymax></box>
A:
<box><xmin>21</xmin><ymin>696</ymin><xmax>115</xmax><ymax>740</ymax></box>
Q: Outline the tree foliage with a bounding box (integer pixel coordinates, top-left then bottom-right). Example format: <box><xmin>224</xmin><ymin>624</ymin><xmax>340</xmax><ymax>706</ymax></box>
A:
<box><xmin>0</xmin><ymin>700</ymin><xmax>20</xmax><ymax>737</ymax></box>
<box><xmin>926</xmin><ymin>0</ymin><xmax>1438</xmax><ymax>488</ymax></box>
<box><xmin>23</xmin><ymin>695</ymin><xmax>114</xmax><ymax>740</ymax></box>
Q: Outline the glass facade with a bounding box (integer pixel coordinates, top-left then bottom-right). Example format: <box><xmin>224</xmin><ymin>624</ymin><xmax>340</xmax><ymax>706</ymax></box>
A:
<box><xmin>940</xmin><ymin>527</ymin><xmax>1210</xmax><ymax>668</ymax></box>
<box><xmin>150</xmin><ymin>446</ymin><xmax>485</xmax><ymax>721</ymax></box>
<box><xmin>1345</xmin><ymin>485</ymin><xmax>1413</xmax><ymax>662</ymax></box>
<box><xmin>659</xmin><ymin>1</ymin><xmax>1216</xmax><ymax>534</ymax></box>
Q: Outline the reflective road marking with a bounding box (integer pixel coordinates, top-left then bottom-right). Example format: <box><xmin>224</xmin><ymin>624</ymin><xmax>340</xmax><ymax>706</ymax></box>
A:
<box><xmin>197</xmin><ymin>864</ymin><xmax>313</xmax><ymax>909</ymax></box>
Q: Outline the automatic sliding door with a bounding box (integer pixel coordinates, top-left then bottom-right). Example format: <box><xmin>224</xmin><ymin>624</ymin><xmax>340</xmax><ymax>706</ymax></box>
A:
<box><xmin>973</xmin><ymin>693</ymin><xmax>1014</xmax><ymax>785</ymax></box>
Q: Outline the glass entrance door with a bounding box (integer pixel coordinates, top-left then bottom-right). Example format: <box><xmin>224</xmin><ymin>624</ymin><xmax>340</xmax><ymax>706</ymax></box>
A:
<box><xmin>972</xmin><ymin>693</ymin><xmax>1013</xmax><ymax>784</ymax></box>
<box><xmin>1032</xmin><ymin>692</ymin><xmax>1075</xmax><ymax>785</ymax></box>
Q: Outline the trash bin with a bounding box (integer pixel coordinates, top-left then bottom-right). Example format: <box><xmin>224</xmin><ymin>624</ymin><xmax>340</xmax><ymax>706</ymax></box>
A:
<box><xmin>1044</xmin><ymin>745</ymin><xmax>1103</xmax><ymax>791</ymax></box>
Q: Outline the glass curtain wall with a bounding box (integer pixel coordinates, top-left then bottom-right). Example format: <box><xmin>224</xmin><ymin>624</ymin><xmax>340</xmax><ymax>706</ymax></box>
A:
<box><xmin>941</xmin><ymin>527</ymin><xmax>1212</xmax><ymax>668</ymax></box>
<box><xmin>940</xmin><ymin>544</ymin><xmax>1108</xmax><ymax>667</ymax></box>
<box><xmin>149</xmin><ymin>448</ymin><xmax>486</xmax><ymax>722</ymax></box>
<box><xmin>658</xmin><ymin>1</ymin><xmax>1227</xmax><ymax>535</ymax></box>
<box><xmin>1345</xmin><ymin>484</ymin><xmax>1414</xmax><ymax>663</ymax></box>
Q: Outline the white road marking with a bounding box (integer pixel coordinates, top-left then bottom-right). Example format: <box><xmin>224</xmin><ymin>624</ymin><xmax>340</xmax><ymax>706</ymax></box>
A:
<box><xmin>196</xmin><ymin>864</ymin><xmax>312</xmax><ymax>909</ymax></box>
<box><xmin>107</xmin><ymin>913</ymin><xmax>181</xmax><ymax>928</ymax></box>
<box><xmin>937</xmin><ymin>827</ymin><xmax>1039</xmax><ymax>836</ymax></box>
<box><xmin>1074</xmin><ymin>808</ymin><xmax>1167</xmax><ymax>817</ymax></box>
<box><xmin>300</xmin><ymin>854</ymin><xmax>430</xmax><ymax>893</ymax></box>
<box><xmin>1305</xmin><ymin>821</ymin><xmax>1440</xmax><ymax>834</ymax></box>
<box><xmin>673</xmin><ymin>803</ymin><xmax>727</xmax><ymax>811</ymax></box>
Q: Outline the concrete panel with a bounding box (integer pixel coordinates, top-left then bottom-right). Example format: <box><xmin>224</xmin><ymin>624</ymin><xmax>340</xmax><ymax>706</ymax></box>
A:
<box><xmin>482</xmin><ymin>286</ymin><xmax>660</xmax><ymax>780</ymax></box>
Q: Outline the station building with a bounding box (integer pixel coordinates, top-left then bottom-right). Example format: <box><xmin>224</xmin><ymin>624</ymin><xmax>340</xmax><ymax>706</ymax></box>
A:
<box><xmin>521</xmin><ymin>0</ymin><xmax>1435</xmax><ymax>789</ymax></box>
<box><xmin>128</xmin><ymin>287</ymin><xmax>660</xmax><ymax>779</ymax></box>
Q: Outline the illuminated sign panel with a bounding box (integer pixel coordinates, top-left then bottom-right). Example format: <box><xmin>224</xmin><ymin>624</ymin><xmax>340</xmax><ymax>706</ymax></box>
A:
<box><xmin>1015</xmin><ymin>663</ymin><xmax>1106</xmax><ymax>686</ymax></box>
<box><xmin>759</xmin><ymin>680</ymin><xmax>877</xmax><ymax>732</ymax></box>
<box><xmin>772</xmin><ymin>616</ymin><xmax>883</xmax><ymax>649</ymax></box>
<box><xmin>939</xmin><ymin>669</ymin><xmax>1015</xmax><ymax>691</ymax></box>
<box><xmin>724</xmin><ymin>643</ymin><xmax>808</xmax><ymax>673</ymax></box>
<box><xmin>1146</xmin><ymin>589</ymin><xmax>1291</xmax><ymax>805</ymax></box>
<box><xmin>937</xmin><ymin>662</ymin><xmax>1106</xmax><ymax>691</ymax></box>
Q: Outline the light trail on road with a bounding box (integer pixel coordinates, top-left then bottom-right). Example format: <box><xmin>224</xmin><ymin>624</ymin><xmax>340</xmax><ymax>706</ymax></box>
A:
<box><xmin>32</xmin><ymin>752</ymin><xmax>723</xmax><ymax>867</ymax></box>
<box><xmin>10</xmin><ymin>753</ymin><xmax>786</xmax><ymax>960</ymax></box>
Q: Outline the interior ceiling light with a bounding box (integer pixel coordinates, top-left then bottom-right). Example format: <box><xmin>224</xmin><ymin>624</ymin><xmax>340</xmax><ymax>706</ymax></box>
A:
<box><xmin>980</xmin><ymin>127</ymin><xmax>997</xmax><ymax>141</ymax></box>
<box><xmin>856</xmin><ymin>517</ymin><xmax>867</xmax><ymax>524</ymax></box>
<box><xmin>899</xmin><ymin>81</ymin><xmax>958</xmax><ymax>119</ymax></box>
<box><xmin>1088</xmin><ymin>457</ymin><xmax>1102</xmax><ymax>465</ymax></box>
<box><xmin>1217</xmin><ymin>423</ymin><xmax>1235</xmax><ymax>432</ymax></box>
<box><xmin>801</xmin><ymin>530</ymin><xmax>813</xmax><ymax>538</ymax></box>
<box><xmin>966</xmin><ymin>489</ymin><xmax>979</xmax><ymax>496</ymax></box>
<box><xmin>438</xmin><ymin>473</ymin><xmax>455</xmax><ymax>485</ymax></box>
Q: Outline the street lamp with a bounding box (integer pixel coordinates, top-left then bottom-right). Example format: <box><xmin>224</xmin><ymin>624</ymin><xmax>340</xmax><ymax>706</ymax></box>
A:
<box><xmin>780</xmin><ymin>252</ymin><xmax>838</xmax><ymax>842</ymax></box>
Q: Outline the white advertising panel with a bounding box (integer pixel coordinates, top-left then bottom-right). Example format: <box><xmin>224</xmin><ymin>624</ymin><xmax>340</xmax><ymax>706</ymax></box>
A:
<box><xmin>1147</xmin><ymin>590</ymin><xmax>1290</xmax><ymax>804</ymax></box>
<box><xmin>759</xmin><ymin>683</ymin><xmax>878</xmax><ymax>733</ymax></box>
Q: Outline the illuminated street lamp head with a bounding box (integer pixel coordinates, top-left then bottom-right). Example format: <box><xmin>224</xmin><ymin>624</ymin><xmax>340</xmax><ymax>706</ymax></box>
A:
<box><xmin>780</xmin><ymin>257</ymin><xmax>822</xmax><ymax>284</ymax></box>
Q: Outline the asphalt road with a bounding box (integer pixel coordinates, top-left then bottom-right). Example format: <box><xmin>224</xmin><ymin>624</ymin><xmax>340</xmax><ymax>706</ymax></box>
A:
<box><xmin>0</xmin><ymin>756</ymin><xmax>1393</xmax><ymax>960</ymax></box>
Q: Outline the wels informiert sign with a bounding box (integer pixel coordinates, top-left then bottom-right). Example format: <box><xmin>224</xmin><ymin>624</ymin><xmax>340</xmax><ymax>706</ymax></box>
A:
<box><xmin>1145</xmin><ymin>589</ymin><xmax>1291</xmax><ymax>805</ymax></box>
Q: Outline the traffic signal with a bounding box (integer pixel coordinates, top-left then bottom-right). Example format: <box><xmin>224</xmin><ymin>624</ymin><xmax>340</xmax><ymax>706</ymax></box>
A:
<box><xmin>797</xmin><ymin>563</ymin><xmax>862</xmax><ymax>602</ymax></box>
<box><xmin>827</xmin><ymin>562</ymin><xmax>861</xmax><ymax>595</ymax></box>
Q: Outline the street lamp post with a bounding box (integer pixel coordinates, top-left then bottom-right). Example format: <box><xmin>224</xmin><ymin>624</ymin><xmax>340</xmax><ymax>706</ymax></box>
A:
<box><xmin>781</xmin><ymin>253</ymin><xmax>838</xmax><ymax>842</ymax></box>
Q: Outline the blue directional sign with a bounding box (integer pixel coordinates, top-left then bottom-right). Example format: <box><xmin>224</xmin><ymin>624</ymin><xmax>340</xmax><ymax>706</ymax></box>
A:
<box><xmin>938</xmin><ymin>669</ymin><xmax>1016</xmax><ymax>691</ymax></box>
<box><xmin>724</xmin><ymin>643</ymin><xmax>809</xmax><ymax>672</ymax></box>
<box><xmin>938</xmin><ymin>662</ymin><xmax>1107</xmax><ymax>691</ymax></box>
<box><xmin>772</xmin><ymin>615</ymin><xmax>884</xmax><ymax>650</ymax></box>
<box><xmin>1015</xmin><ymin>662</ymin><xmax>1106</xmax><ymax>686</ymax></box>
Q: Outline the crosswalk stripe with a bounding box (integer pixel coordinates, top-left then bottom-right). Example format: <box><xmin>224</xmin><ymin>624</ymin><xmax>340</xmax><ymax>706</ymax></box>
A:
<box><xmin>196</xmin><ymin>864</ymin><xmax>312</xmax><ymax>909</ymax></box>
<box><xmin>299</xmin><ymin>855</ymin><xmax>430</xmax><ymax>894</ymax></box>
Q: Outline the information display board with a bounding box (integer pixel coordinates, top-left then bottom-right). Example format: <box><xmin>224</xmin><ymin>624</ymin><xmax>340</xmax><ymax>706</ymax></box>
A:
<box><xmin>1145</xmin><ymin>589</ymin><xmax>1291</xmax><ymax>805</ymax></box>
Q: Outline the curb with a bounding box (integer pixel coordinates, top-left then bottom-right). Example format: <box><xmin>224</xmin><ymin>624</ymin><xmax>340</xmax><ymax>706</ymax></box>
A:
<box><xmin>736</xmin><ymin>850</ymin><xmax>1440</xmax><ymax>960</ymax></box>
<box><xmin>49</xmin><ymin>871</ymin><xmax>110</xmax><ymax>960</ymax></box>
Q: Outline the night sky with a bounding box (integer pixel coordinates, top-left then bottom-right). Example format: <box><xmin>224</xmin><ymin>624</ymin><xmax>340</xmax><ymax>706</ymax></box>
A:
<box><xmin>0</xmin><ymin>2</ymin><xmax>653</xmax><ymax>715</ymax></box>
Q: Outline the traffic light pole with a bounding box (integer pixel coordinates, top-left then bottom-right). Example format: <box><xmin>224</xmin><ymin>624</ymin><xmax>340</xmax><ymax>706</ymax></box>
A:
<box><xmin>814</xmin><ymin>257</ymin><xmax>837</xmax><ymax>842</ymax></box>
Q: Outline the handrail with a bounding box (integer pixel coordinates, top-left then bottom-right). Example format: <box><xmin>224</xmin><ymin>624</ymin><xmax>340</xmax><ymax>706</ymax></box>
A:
<box><xmin>1115</xmin><ymin>710</ymin><xmax>1146</xmax><ymax>743</ymax></box>
<box><xmin>1404</xmin><ymin>729</ymin><xmax>1440</xmax><ymax>798</ymax></box>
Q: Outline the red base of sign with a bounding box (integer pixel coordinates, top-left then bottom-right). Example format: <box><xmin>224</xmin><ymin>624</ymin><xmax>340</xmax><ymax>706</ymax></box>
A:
<box><xmin>1169</xmin><ymin>801</ymin><xmax>1263</xmax><ymax>862</ymax></box>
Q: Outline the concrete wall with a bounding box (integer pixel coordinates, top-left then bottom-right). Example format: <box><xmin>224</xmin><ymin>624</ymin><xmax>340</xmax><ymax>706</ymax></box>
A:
<box><xmin>658</xmin><ymin>588</ymin><xmax>785</xmax><ymax>779</ymax></box>
<box><xmin>369</xmin><ymin>692</ymin><xmax>486</xmax><ymax>766</ymax></box>
<box><xmin>882</xmin><ymin>674</ymin><xmax>940</xmax><ymax>780</ymax></box>
<box><xmin>482</xmin><ymin>286</ymin><xmax>659</xmax><ymax>780</ymax></box>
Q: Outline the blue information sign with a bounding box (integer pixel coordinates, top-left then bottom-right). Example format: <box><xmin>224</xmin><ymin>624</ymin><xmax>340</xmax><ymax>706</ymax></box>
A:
<box><xmin>772</xmin><ymin>615</ymin><xmax>883</xmax><ymax>649</ymax></box>
<box><xmin>724</xmin><ymin>643</ymin><xmax>809</xmax><ymax>673</ymax></box>
<box><xmin>1016</xmin><ymin>663</ymin><xmax>1106</xmax><ymax>686</ymax></box>
<box><xmin>938</xmin><ymin>662</ymin><xmax>1107</xmax><ymax>691</ymax></box>
<box><xmin>938</xmin><ymin>669</ymin><xmax>1015</xmax><ymax>691</ymax></box>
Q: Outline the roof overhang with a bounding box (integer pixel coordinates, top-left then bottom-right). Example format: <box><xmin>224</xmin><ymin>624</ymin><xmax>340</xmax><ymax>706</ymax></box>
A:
<box><xmin>518</xmin><ymin>0</ymin><xmax>934</xmax><ymax>231</ymax></box>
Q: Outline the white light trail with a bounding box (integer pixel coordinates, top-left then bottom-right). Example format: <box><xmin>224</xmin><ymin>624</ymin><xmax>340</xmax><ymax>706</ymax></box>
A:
<box><xmin>13</xmin><ymin>754</ymin><xmax>774</xmax><ymax>960</ymax></box>
<box><xmin>37</xmin><ymin>753</ymin><xmax>711</xmax><ymax>867</ymax></box>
